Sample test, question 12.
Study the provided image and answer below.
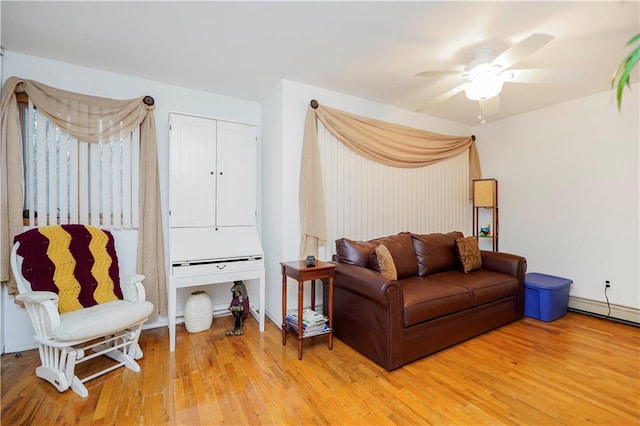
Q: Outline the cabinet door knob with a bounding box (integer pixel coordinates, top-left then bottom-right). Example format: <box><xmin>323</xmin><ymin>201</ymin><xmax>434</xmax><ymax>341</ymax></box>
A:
<box><xmin>219</xmin><ymin>172</ymin><xmax>223</xmax><ymax>175</ymax></box>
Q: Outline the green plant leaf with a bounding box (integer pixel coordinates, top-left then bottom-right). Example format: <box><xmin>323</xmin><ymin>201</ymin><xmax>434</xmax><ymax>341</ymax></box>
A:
<box><xmin>617</xmin><ymin>50</ymin><xmax>640</xmax><ymax>109</ymax></box>
<box><xmin>613</xmin><ymin>33</ymin><xmax>640</xmax><ymax>110</ymax></box>
<box><xmin>626</xmin><ymin>33</ymin><xmax>640</xmax><ymax>45</ymax></box>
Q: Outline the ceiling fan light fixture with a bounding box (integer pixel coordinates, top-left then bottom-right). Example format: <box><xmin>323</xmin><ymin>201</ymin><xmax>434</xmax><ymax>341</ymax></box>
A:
<box><xmin>464</xmin><ymin>74</ymin><xmax>504</xmax><ymax>101</ymax></box>
<box><xmin>415</xmin><ymin>33</ymin><xmax>563</xmax><ymax>121</ymax></box>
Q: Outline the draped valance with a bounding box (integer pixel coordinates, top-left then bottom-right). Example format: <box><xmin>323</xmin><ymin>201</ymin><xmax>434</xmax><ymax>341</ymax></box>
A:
<box><xmin>1</xmin><ymin>77</ymin><xmax>166</xmax><ymax>320</ymax></box>
<box><xmin>299</xmin><ymin>102</ymin><xmax>482</xmax><ymax>257</ymax></box>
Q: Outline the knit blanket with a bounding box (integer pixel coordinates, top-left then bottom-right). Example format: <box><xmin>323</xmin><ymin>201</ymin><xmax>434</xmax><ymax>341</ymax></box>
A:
<box><xmin>15</xmin><ymin>225</ymin><xmax>123</xmax><ymax>313</ymax></box>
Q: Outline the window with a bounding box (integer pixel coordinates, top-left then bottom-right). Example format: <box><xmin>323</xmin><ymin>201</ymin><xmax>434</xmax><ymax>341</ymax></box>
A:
<box><xmin>19</xmin><ymin>95</ymin><xmax>140</xmax><ymax>228</ymax></box>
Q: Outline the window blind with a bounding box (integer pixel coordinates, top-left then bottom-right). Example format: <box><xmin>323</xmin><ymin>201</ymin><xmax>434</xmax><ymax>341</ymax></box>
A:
<box><xmin>22</xmin><ymin>99</ymin><xmax>140</xmax><ymax>229</ymax></box>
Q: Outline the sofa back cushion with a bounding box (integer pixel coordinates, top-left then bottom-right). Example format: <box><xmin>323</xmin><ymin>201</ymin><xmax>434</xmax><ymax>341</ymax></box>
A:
<box><xmin>335</xmin><ymin>238</ymin><xmax>376</xmax><ymax>268</ymax></box>
<box><xmin>336</xmin><ymin>232</ymin><xmax>418</xmax><ymax>279</ymax></box>
<box><xmin>370</xmin><ymin>232</ymin><xmax>418</xmax><ymax>279</ymax></box>
<box><xmin>411</xmin><ymin>231</ymin><xmax>464</xmax><ymax>276</ymax></box>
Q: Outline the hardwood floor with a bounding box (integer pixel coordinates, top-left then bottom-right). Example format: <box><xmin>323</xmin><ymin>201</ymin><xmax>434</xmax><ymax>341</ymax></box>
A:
<box><xmin>2</xmin><ymin>312</ymin><xmax>639</xmax><ymax>425</ymax></box>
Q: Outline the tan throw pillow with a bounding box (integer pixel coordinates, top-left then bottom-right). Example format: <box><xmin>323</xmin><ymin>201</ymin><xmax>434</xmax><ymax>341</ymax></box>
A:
<box><xmin>373</xmin><ymin>244</ymin><xmax>398</xmax><ymax>280</ymax></box>
<box><xmin>455</xmin><ymin>236</ymin><xmax>482</xmax><ymax>273</ymax></box>
<box><xmin>370</xmin><ymin>232</ymin><xmax>418</xmax><ymax>278</ymax></box>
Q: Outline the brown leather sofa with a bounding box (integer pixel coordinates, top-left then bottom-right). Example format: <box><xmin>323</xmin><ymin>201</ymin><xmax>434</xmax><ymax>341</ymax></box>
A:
<box><xmin>323</xmin><ymin>231</ymin><xmax>527</xmax><ymax>370</ymax></box>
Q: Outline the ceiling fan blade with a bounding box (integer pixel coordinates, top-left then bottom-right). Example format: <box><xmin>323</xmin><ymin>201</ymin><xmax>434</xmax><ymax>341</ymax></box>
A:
<box><xmin>414</xmin><ymin>70</ymin><xmax>463</xmax><ymax>78</ymax></box>
<box><xmin>492</xmin><ymin>33</ymin><xmax>554</xmax><ymax>71</ymax></box>
<box><xmin>505</xmin><ymin>68</ymin><xmax>584</xmax><ymax>84</ymax></box>
<box><xmin>482</xmin><ymin>96</ymin><xmax>501</xmax><ymax>116</ymax></box>
<box><xmin>415</xmin><ymin>83</ymin><xmax>467</xmax><ymax>112</ymax></box>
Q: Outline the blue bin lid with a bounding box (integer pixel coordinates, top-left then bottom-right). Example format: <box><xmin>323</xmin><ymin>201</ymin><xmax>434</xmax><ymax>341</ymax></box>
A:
<box><xmin>525</xmin><ymin>272</ymin><xmax>573</xmax><ymax>289</ymax></box>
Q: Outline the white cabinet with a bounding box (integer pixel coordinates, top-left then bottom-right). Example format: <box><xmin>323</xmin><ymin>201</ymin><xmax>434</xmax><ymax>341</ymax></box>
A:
<box><xmin>168</xmin><ymin>113</ymin><xmax>264</xmax><ymax>352</ymax></box>
<box><xmin>169</xmin><ymin>115</ymin><xmax>257</xmax><ymax>229</ymax></box>
<box><xmin>169</xmin><ymin>113</ymin><xmax>217</xmax><ymax>228</ymax></box>
<box><xmin>216</xmin><ymin>121</ymin><xmax>257</xmax><ymax>227</ymax></box>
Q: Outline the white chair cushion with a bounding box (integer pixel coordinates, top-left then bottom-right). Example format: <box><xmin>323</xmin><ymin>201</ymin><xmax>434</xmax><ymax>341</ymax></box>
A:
<box><xmin>53</xmin><ymin>300</ymin><xmax>154</xmax><ymax>342</ymax></box>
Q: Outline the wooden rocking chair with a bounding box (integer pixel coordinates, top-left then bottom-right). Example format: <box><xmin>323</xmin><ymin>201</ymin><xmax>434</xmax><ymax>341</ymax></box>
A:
<box><xmin>10</xmin><ymin>224</ymin><xmax>154</xmax><ymax>397</ymax></box>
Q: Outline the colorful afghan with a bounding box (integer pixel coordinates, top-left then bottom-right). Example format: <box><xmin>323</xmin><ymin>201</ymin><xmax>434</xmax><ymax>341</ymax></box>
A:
<box><xmin>15</xmin><ymin>225</ymin><xmax>123</xmax><ymax>313</ymax></box>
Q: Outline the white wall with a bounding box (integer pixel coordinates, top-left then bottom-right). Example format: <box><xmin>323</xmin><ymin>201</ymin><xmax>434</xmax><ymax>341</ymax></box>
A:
<box><xmin>261</xmin><ymin>79</ymin><xmax>471</xmax><ymax>325</ymax></box>
<box><xmin>473</xmin><ymin>85</ymin><xmax>639</xmax><ymax>314</ymax></box>
<box><xmin>260</xmin><ymin>81</ymin><xmax>285</xmax><ymax>326</ymax></box>
<box><xmin>1</xmin><ymin>51</ymin><xmax>261</xmax><ymax>352</ymax></box>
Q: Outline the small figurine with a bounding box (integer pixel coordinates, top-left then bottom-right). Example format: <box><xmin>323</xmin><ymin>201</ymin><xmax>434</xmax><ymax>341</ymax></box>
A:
<box><xmin>480</xmin><ymin>224</ymin><xmax>491</xmax><ymax>237</ymax></box>
<box><xmin>226</xmin><ymin>280</ymin><xmax>250</xmax><ymax>336</ymax></box>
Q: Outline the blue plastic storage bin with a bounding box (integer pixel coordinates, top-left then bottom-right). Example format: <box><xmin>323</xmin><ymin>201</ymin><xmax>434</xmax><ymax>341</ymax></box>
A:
<box><xmin>524</xmin><ymin>273</ymin><xmax>573</xmax><ymax>321</ymax></box>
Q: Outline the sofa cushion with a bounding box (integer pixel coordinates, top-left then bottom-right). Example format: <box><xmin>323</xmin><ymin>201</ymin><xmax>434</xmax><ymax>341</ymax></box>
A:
<box><xmin>422</xmin><ymin>270</ymin><xmax>519</xmax><ymax>306</ymax></box>
<box><xmin>335</xmin><ymin>238</ymin><xmax>376</xmax><ymax>268</ymax></box>
<box><xmin>370</xmin><ymin>232</ymin><xmax>418</xmax><ymax>279</ymax></box>
<box><xmin>401</xmin><ymin>276</ymin><xmax>473</xmax><ymax>326</ymax></box>
<box><xmin>411</xmin><ymin>232</ymin><xmax>463</xmax><ymax>276</ymax></box>
<box><xmin>454</xmin><ymin>236</ymin><xmax>482</xmax><ymax>273</ymax></box>
<box><xmin>370</xmin><ymin>244</ymin><xmax>398</xmax><ymax>280</ymax></box>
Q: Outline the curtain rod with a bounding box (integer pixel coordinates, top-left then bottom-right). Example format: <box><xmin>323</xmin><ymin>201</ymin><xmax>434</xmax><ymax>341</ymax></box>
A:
<box><xmin>143</xmin><ymin>96</ymin><xmax>155</xmax><ymax>106</ymax></box>
<box><xmin>309</xmin><ymin>99</ymin><xmax>475</xmax><ymax>141</ymax></box>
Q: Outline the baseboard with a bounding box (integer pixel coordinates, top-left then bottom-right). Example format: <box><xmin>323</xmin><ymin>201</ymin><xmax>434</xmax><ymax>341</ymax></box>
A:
<box><xmin>568</xmin><ymin>296</ymin><xmax>640</xmax><ymax>325</ymax></box>
<box><xmin>266</xmin><ymin>311</ymin><xmax>281</xmax><ymax>329</ymax></box>
<box><xmin>2</xmin><ymin>342</ymin><xmax>38</xmax><ymax>353</ymax></box>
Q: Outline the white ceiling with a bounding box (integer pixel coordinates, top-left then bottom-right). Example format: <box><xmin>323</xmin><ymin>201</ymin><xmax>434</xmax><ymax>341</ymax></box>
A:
<box><xmin>2</xmin><ymin>1</ymin><xmax>639</xmax><ymax>126</ymax></box>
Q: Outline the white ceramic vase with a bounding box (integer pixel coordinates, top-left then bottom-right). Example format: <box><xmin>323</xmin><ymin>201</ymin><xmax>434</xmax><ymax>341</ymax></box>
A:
<box><xmin>184</xmin><ymin>290</ymin><xmax>214</xmax><ymax>333</ymax></box>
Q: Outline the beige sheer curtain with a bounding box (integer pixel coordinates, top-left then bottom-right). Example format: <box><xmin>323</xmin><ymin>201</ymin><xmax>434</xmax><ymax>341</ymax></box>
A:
<box><xmin>299</xmin><ymin>102</ymin><xmax>482</xmax><ymax>257</ymax></box>
<box><xmin>1</xmin><ymin>77</ymin><xmax>166</xmax><ymax>320</ymax></box>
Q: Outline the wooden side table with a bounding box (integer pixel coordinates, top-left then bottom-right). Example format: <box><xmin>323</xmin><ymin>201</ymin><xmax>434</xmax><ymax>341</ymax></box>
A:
<box><xmin>280</xmin><ymin>260</ymin><xmax>336</xmax><ymax>360</ymax></box>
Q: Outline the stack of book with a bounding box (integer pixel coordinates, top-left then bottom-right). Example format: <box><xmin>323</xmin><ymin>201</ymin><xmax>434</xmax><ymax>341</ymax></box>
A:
<box><xmin>286</xmin><ymin>308</ymin><xmax>329</xmax><ymax>337</ymax></box>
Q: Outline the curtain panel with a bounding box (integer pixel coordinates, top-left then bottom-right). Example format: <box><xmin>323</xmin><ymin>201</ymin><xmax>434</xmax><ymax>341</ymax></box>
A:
<box><xmin>299</xmin><ymin>103</ymin><xmax>482</xmax><ymax>257</ymax></box>
<box><xmin>0</xmin><ymin>77</ymin><xmax>166</xmax><ymax>320</ymax></box>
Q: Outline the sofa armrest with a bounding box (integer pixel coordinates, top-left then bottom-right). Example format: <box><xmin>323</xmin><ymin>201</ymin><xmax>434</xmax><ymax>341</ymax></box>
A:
<box><xmin>328</xmin><ymin>261</ymin><xmax>405</xmax><ymax>370</ymax></box>
<box><xmin>332</xmin><ymin>261</ymin><xmax>401</xmax><ymax>307</ymax></box>
<box><xmin>481</xmin><ymin>250</ymin><xmax>527</xmax><ymax>319</ymax></box>
<box><xmin>481</xmin><ymin>251</ymin><xmax>527</xmax><ymax>281</ymax></box>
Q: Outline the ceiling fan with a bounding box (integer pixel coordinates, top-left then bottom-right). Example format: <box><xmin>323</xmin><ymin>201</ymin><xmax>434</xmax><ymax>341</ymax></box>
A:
<box><xmin>415</xmin><ymin>34</ymin><xmax>582</xmax><ymax>123</ymax></box>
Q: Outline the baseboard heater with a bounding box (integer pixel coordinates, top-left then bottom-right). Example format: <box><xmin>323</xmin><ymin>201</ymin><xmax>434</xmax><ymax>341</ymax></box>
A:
<box><xmin>568</xmin><ymin>296</ymin><xmax>639</xmax><ymax>326</ymax></box>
